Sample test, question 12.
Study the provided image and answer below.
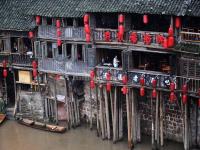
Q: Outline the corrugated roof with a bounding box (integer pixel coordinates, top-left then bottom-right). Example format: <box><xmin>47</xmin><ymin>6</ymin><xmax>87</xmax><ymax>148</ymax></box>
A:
<box><xmin>27</xmin><ymin>0</ymin><xmax>84</xmax><ymax>18</ymax></box>
<box><xmin>0</xmin><ymin>0</ymin><xmax>35</xmax><ymax>31</ymax></box>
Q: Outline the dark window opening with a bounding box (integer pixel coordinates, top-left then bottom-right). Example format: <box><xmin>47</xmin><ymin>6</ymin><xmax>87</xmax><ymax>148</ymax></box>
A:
<box><xmin>95</xmin><ymin>13</ymin><xmax>118</xmax><ymax>29</ymax></box>
<box><xmin>0</xmin><ymin>39</ymin><xmax>5</xmax><ymax>52</ymax></box>
<box><xmin>46</xmin><ymin>17</ymin><xmax>53</xmax><ymax>25</ymax></box>
<box><xmin>58</xmin><ymin>46</ymin><xmax>62</xmax><ymax>55</ymax></box>
<box><xmin>77</xmin><ymin>18</ymin><xmax>84</xmax><ymax>27</ymax></box>
<box><xmin>77</xmin><ymin>44</ymin><xmax>83</xmax><ymax>61</ymax></box>
<box><xmin>66</xmin><ymin>44</ymin><xmax>72</xmax><ymax>59</ymax></box>
<box><xmin>131</xmin><ymin>14</ymin><xmax>170</xmax><ymax>32</ymax></box>
<box><xmin>47</xmin><ymin>42</ymin><xmax>53</xmax><ymax>58</ymax></box>
<box><xmin>67</xmin><ymin>18</ymin><xmax>73</xmax><ymax>26</ymax></box>
<box><xmin>11</xmin><ymin>37</ymin><xmax>32</xmax><ymax>53</ymax></box>
<box><xmin>182</xmin><ymin>17</ymin><xmax>200</xmax><ymax>31</ymax></box>
<box><xmin>96</xmin><ymin>48</ymin><xmax>122</xmax><ymax>67</ymax></box>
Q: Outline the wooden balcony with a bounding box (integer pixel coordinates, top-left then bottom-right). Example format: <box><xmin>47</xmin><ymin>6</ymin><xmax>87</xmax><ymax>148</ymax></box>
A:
<box><xmin>11</xmin><ymin>53</ymin><xmax>32</xmax><ymax>67</ymax></box>
<box><xmin>180</xmin><ymin>28</ymin><xmax>200</xmax><ymax>43</ymax></box>
<box><xmin>93</xmin><ymin>28</ymin><xmax>168</xmax><ymax>49</ymax></box>
<box><xmin>95</xmin><ymin>66</ymin><xmax>123</xmax><ymax>83</ymax></box>
<box><xmin>38</xmin><ymin>25</ymin><xmax>85</xmax><ymax>41</ymax></box>
<box><xmin>38</xmin><ymin>58</ymin><xmax>90</xmax><ymax>76</ymax></box>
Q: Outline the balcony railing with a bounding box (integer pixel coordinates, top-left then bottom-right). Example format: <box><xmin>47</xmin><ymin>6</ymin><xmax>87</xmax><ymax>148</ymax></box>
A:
<box><xmin>95</xmin><ymin>66</ymin><xmax>123</xmax><ymax>82</ymax></box>
<box><xmin>38</xmin><ymin>58</ymin><xmax>90</xmax><ymax>76</ymax></box>
<box><xmin>180</xmin><ymin>28</ymin><xmax>200</xmax><ymax>43</ymax></box>
<box><xmin>38</xmin><ymin>25</ymin><xmax>85</xmax><ymax>41</ymax></box>
<box><xmin>11</xmin><ymin>53</ymin><xmax>32</xmax><ymax>66</ymax></box>
<box><xmin>93</xmin><ymin>28</ymin><xmax>168</xmax><ymax>48</ymax></box>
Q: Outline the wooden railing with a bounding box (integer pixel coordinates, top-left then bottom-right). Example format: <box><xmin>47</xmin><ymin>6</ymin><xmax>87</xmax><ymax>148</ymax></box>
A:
<box><xmin>180</xmin><ymin>27</ymin><xmax>200</xmax><ymax>42</ymax></box>
<box><xmin>11</xmin><ymin>53</ymin><xmax>32</xmax><ymax>66</ymax></box>
<box><xmin>38</xmin><ymin>25</ymin><xmax>85</xmax><ymax>41</ymax></box>
<box><xmin>95</xmin><ymin>66</ymin><xmax>123</xmax><ymax>82</ymax></box>
<box><xmin>38</xmin><ymin>58</ymin><xmax>90</xmax><ymax>76</ymax></box>
<box><xmin>93</xmin><ymin>28</ymin><xmax>167</xmax><ymax>48</ymax></box>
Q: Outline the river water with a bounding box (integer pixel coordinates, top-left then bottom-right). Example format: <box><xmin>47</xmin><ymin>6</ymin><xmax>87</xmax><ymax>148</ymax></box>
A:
<box><xmin>0</xmin><ymin>121</ymin><xmax>183</xmax><ymax>150</ymax></box>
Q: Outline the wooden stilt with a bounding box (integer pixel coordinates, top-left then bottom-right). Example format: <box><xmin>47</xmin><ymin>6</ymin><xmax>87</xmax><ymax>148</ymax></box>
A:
<box><xmin>160</xmin><ymin>91</ymin><xmax>164</xmax><ymax>147</ymax></box>
<box><xmin>113</xmin><ymin>86</ymin><xmax>117</xmax><ymax>143</ymax></box>
<box><xmin>99</xmin><ymin>86</ymin><xmax>105</xmax><ymax>139</ymax></box>
<box><xmin>131</xmin><ymin>89</ymin><xmax>136</xmax><ymax>144</ymax></box>
<box><xmin>95</xmin><ymin>86</ymin><xmax>100</xmax><ymax>136</ymax></box>
<box><xmin>151</xmin><ymin>95</ymin><xmax>155</xmax><ymax>149</ymax></box>
<box><xmin>184</xmin><ymin>103</ymin><xmax>189</xmax><ymax>150</ymax></box>
<box><xmin>155</xmin><ymin>91</ymin><xmax>159</xmax><ymax>147</ymax></box>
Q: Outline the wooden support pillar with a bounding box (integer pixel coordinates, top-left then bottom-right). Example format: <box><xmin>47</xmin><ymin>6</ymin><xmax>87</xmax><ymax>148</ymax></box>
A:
<box><xmin>113</xmin><ymin>86</ymin><xmax>117</xmax><ymax>143</ymax></box>
<box><xmin>155</xmin><ymin>91</ymin><xmax>160</xmax><ymax>147</ymax></box>
<box><xmin>99</xmin><ymin>86</ymin><xmax>105</xmax><ymax>139</ymax></box>
<box><xmin>184</xmin><ymin>103</ymin><xmax>189</xmax><ymax>150</ymax></box>
<box><xmin>95</xmin><ymin>85</ymin><xmax>100</xmax><ymax>136</ymax></box>
<box><xmin>160</xmin><ymin>91</ymin><xmax>164</xmax><ymax>147</ymax></box>
<box><xmin>89</xmin><ymin>87</ymin><xmax>93</xmax><ymax>129</ymax></box>
<box><xmin>151</xmin><ymin>95</ymin><xmax>155</xmax><ymax>149</ymax></box>
<box><xmin>54</xmin><ymin>78</ymin><xmax>58</xmax><ymax>124</ymax></box>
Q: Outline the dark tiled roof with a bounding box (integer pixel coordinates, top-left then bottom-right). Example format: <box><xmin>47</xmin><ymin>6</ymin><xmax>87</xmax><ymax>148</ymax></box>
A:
<box><xmin>27</xmin><ymin>0</ymin><xmax>84</xmax><ymax>18</ymax></box>
<box><xmin>77</xmin><ymin>0</ymin><xmax>200</xmax><ymax>17</ymax></box>
<box><xmin>0</xmin><ymin>0</ymin><xmax>35</xmax><ymax>31</ymax></box>
<box><xmin>186</xmin><ymin>0</ymin><xmax>200</xmax><ymax>17</ymax></box>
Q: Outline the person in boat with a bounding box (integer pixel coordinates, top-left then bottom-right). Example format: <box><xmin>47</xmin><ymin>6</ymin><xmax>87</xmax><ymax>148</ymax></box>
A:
<box><xmin>113</xmin><ymin>56</ymin><xmax>119</xmax><ymax>68</ymax></box>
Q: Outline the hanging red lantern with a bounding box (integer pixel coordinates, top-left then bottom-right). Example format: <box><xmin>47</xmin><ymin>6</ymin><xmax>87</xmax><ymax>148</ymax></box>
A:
<box><xmin>130</xmin><ymin>32</ymin><xmax>138</xmax><ymax>44</ymax></box>
<box><xmin>170</xmin><ymin>82</ymin><xmax>175</xmax><ymax>91</ymax></box>
<box><xmin>122</xmin><ymin>75</ymin><xmax>128</xmax><ymax>85</ymax></box>
<box><xmin>106</xmin><ymin>82</ymin><xmax>111</xmax><ymax>92</ymax></box>
<box><xmin>56</xmin><ymin>28</ymin><xmax>61</xmax><ymax>37</ymax></box>
<box><xmin>168</xmin><ymin>27</ymin><xmax>174</xmax><ymax>37</ymax></box>
<box><xmin>3</xmin><ymin>69</ymin><xmax>7</xmax><ymax>78</ymax></box>
<box><xmin>32</xmin><ymin>60</ymin><xmax>37</xmax><ymax>69</ymax></box>
<box><xmin>163</xmin><ymin>38</ymin><xmax>168</xmax><ymax>48</ymax></box>
<box><xmin>143</xmin><ymin>33</ymin><xmax>152</xmax><ymax>45</ymax></box>
<box><xmin>36</xmin><ymin>16</ymin><xmax>41</xmax><ymax>25</ymax></box>
<box><xmin>86</xmin><ymin>34</ymin><xmax>90</xmax><ymax>43</ymax></box>
<box><xmin>152</xmin><ymin>89</ymin><xmax>157</xmax><ymax>98</ymax></box>
<box><xmin>90</xmin><ymin>80</ymin><xmax>95</xmax><ymax>89</ymax></box>
<box><xmin>118</xmin><ymin>25</ymin><xmax>124</xmax><ymax>36</ymax></box>
<box><xmin>106</xmin><ymin>72</ymin><xmax>111</xmax><ymax>81</ymax></box>
<box><xmin>84</xmin><ymin>14</ymin><xmax>89</xmax><ymax>25</ymax></box>
<box><xmin>121</xmin><ymin>86</ymin><xmax>128</xmax><ymax>95</ymax></box>
<box><xmin>117</xmin><ymin>32</ymin><xmax>123</xmax><ymax>42</ymax></box>
<box><xmin>156</xmin><ymin>35</ymin><xmax>164</xmax><ymax>44</ymax></box>
<box><xmin>90</xmin><ymin>70</ymin><xmax>95</xmax><ymax>79</ymax></box>
<box><xmin>182</xmin><ymin>84</ymin><xmax>188</xmax><ymax>94</ymax></box>
<box><xmin>140</xmin><ymin>87</ymin><xmax>145</xmax><ymax>97</ymax></box>
<box><xmin>170</xmin><ymin>92</ymin><xmax>175</xmax><ymax>103</ymax></box>
<box><xmin>57</xmin><ymin>39</ymin><xmax>62</xmax><ymax>46</ymax></box>
<box><xmin>33</xmin><ymin>69</ymin><xmax>38</xmax><ymax>78</ymax></box>
<box><xmin>140</xmin><ymin>76</ymin><xmax>145</xmax><ymax>86</ymax></box>
<box><xmin>84</xmin><ymin>24</ymin><xmax>91</xmax><ymax>34</ymax></box>
<box><xmin>28</xmin><ymin>31</ymin><xmax>34</xmax><ymax>39</ymax></box>
<box><xmin>175</xmin><ymin>17</ymin><xmax>181</xmax><ymax>28</ymax></box>
<box><xmin>182</xmin><ymin>94</ymin><xmax>188</xmax><ymax>105</ymax></box>
<box><xmin>168</xmin><ymin>36</ymin><xmax>174</xmax><ymax>48</ymax></box>
<box><xmin>56</xmin><ymin>20</ymin><xmax>61</xmax><ymax>28</ymax></box>
<box><xmin>152</xmin><ymin>78</ymin><xmax>157</xmax><ymax>88</ymax></box>
<box><xmin>118</xmin><ymin>14</ymin><xmax>124</xmax><ymax>24</ymax></box>
<box><xmin>143</xmin><ymin>15</ymin><xmax>148</xmax><ymax>24</ymax></box>
<box><xmin>104</xmin><ymin>31</ymin><xmax>111</xmax><ymax>42</ymax></box>
<box><xmin>2</xmin><ymin>60</ymin><xmax>7</xmax><ymax>68</ymax></box>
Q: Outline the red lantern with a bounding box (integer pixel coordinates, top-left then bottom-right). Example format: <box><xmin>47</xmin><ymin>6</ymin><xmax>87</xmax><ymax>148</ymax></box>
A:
<box><xmin>143</xmin><ymin>33</ymin><xmax>152</xmax><ymax>45</ymax></box>
<box><xmin>106</xmin><ymin>82</ymin><xmax>111</xmax><ymax>92</ymax></box>
<box><xmin>106</xmin><ymin>72</ymin><xmax>111</xmax><ymax>81</ymax></box>
<box><xmin>143</xmin><ymin>15</ymin><xmax>148</xmax><ymax>24</ymax></box>
<box><xmin>152</xmin><ymin>79</ymin><xmax>157</xmax><ymax>88</ymax></box>
<box><xmin>152</xmin><ymin>89</ymin><xmax>157</xmax><ymax>98</ymax></box>
<box><xmin>90</xmin><ymin>80</ymin><xmax>95</xmax><ymax>89</ymax></box>
<box><xmin>168</xmin><ymin>27</ymin><xmax>174</xmax><ymax>37</ymax></box>
<box><xmin>3</xmin><ymin>69</ymin><xmax>7</xmax><ymax>78</ymax></box>
<box><xmin>36</xmin><ymin>16</ymin><xmax>41</xmax><ymax>25</ymax></box>
<box><xmin>84</xmin><ymin>24</ymin><xmax>91</xmax><ymax>34</ymax></box>
<box><xmin>118</xmin><ymin>14</ymin><xmax>124</xmax><ymax>24</ymax></box>
<box><xmin>182</xmin><ymin>84</ymin><xmax>188</xmax><ymax>94</ymax></box>
<box><xmin>170</xmin><ymin>92</ymin><xmax>175</xmax><ymax>103</ymax></box>
<box><xmin>130</xmin><ymin>32</ymin><xmax>138</xmax><ymax>44</ymax></box>
<box><xmin>122</xmin><ymin>75</ymin><xmax>128</xmax><ymax>85</ymax></box>
<box><xmin>118</xmin><ymin>25</ymin><xmax>124</xmax><ymax>36</ymax></box>
<box><xmin>140</xmin><ymin>87</ymin><xmax>145</xmax><ymax>97</ymax></box>
<box><xmin>56</xmin><ymin>20</ymin><xmax>61</xmax><ymax>28</ymax></box>
<box><xmin>2</xmin><ymin>60</ymin><xmax>7</xmax><ymax>68</ymax></box>
<box><xmin>32</xmin><ymin>60</ymin><xmax>37</xmax><ymax>69</ymax></box>
<box><xmin>121</xmin><ymin>86</ymin><xmax>128</xmax><ymax>95</ymax></box>
<box><xmin>175</xmin><ymin>17</ymin><xmax>181</xmax><ymax>28</ymax></box>
<box><xmin>140</xmin><ymin>76</ymin><xmax>145</xmax><ymax>86</ymax></box>
<box><xmin>56</xmin><ymin>28</ymin><xmax>61</xmax><ymax>37</ymax></box>
<box><xmin>182</xmin><ymin>94</ymin><xmax>188</xmax><ymax>105</ymax></box>
<box><xmin>104</xmin><ymin>31</ymin><xmax>111</xmax><ymax>42</ymax></box>
<box><xmin>28</xmin><ymin>31</ymin><xmax>34</xmax><ymax>39</ymax></box>
<box><xmin>156</xmin><ymin>35</ymin><xmax>164</xmax><ymax>44</ymax></box>
<box><xmin>163</xmin><ymin>38</ymin><xmax>168</xmax><ymax>48</ymax></box>
<box><xmin>117</xmin><ymin>32</ymin><xmax>123</xmax><ymax>42</ymax></box>
<box><xmin>170</xmin><ymin>82</ymin><xmax>175</xmax><ymax>91</ymax></box>
<box><xmin>86</xmin><ymin>34</ymin><xmax>90</xmax><ymax>43</ymax></box>
<box><xmin>84</xmin><ymin>14</ymin><xmax>89</xmax><ymax>25</ymax></box>
<box><xmin>57</xmin><ymin>39</ymin><xmax>62</xmax><ymax>46</ymax></box>
<box><xmin>90</xmin><ymin>70</ymin><xmax>95</xmax><ymax>79</ymax></box>
<box><xmin>33</xmin><ymin>69</ymin><xmax>37</xmax><ymax>78</ymax></box>
<box><xmin>168</xmin><ymin>36</ymin><xmax>174</xmax><ymax>48</ymax></box>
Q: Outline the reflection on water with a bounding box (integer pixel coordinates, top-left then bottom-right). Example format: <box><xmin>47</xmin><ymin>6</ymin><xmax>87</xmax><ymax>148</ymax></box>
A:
<box><xmin>0</xmin><ymin>121</ymin><xmax>183</xmax><ymax>150</ymax></box>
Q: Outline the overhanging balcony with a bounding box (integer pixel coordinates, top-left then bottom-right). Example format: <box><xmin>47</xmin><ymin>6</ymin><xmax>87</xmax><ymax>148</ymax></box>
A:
<box><xmin>11</xmin><ymin>53</ymin><xmax>32</xmax><ymax>67</ymax></box>
<box><xmin>180</xmin><ymin>28</ymin><xmax>200</xmax><ymax>43</ymax></box>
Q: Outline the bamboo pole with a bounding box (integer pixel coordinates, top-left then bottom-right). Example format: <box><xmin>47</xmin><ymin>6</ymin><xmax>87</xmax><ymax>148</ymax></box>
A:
<box><xmin>160</xmin><ymin>91</ymin><xmax>164</xmax><ymax>146</ymax></box>
<box><xmin>104</xmin><ymin>87</ymin><xmax>111</xmax><ymax>139</ymax></box>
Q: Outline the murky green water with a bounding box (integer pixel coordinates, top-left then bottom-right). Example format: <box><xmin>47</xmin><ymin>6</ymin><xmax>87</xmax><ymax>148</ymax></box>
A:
<box><xmin>0</xmin><ymin>121</ymin><xmax>183</xmax><ymax>150</ymax></box>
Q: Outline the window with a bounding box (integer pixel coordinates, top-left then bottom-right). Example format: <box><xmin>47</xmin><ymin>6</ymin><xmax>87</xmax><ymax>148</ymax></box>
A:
<box><xmin>77</xmin><ymin>18</ymin><xmax>84</xmax><ymax>27</ymax></box>
<box><xmin>63</xmin><ymin>44</ymin><xmax>72</xmax><ymax>59</ymax></box>
<box><xmin>77</xmin><ymin>44</ymin><xmax>83</xmax><ymax>61</ymax></box>
<box><xmin>47</xmin><ymin>42</ymin><xmax>53</xmax><ymax>58</ymax></box>
<box><xmin>67</xmin><ymin>18</ymin><xmax>73</xmax><ymax>26</ymax></box>
<box><xmin>46</xmin><ymin>17</ymin><xmax>53</xmax><ymax>25</ymax></box>
<box><xmin>0</xmin><ymin>39</ymin><xmax>5</xmax><ymax>52</ymax></box>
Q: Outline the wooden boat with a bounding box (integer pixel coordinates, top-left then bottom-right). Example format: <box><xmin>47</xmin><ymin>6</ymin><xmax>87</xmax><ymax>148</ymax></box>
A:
<box><xmin>0</xmin><ymin>114</ymin><xmax>6</xmax><ymax>125</ymax></box>
<box><xmin>17</xmin><ymin>118</ymin><xmax>66</xmax><ymax>133</ymax></box>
